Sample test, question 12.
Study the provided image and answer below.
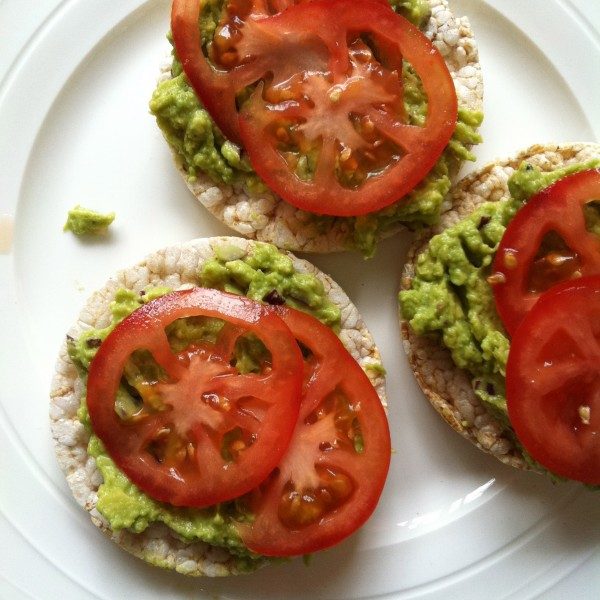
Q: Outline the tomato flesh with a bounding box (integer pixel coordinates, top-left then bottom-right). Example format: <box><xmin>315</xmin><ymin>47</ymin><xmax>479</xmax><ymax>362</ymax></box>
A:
<box><xmin>506</xmin><ymin>276</ymin><xmax>600</xmax><ymax>484</ymax></box>
<box><xmin>237</xmin><ymin>306</ymin><xmax>391</xmax><ymax>556</ymax></box>
<box><xmin>86</xmin><ymin>288</ymin><xmax>304</xmax><ymax>507</ymax></box>
<box><xmin>237</xmin><ymin>0</ymin><xmax>457</xmax><ymax>216</ymax></box>
<box><xmin>172</xmin><ymin>0</ymin><xmax>457</xmax><ymax>216</ymax></box>
<box><xmin>492</xmin><ymin>169</ymin><xmax>600</xmax><ymax>335</ymax></box>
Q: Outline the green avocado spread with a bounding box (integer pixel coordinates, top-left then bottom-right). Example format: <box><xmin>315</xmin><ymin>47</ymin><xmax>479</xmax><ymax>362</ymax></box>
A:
<box><xmin>68</xmin><ymin>242</ymin><xmax>341</xmax><ymax>569</ymax></box>
<box><xmin>199</xmin><ymin>240</ymin><xmax>340</xmax><ymax>327</ymax></box>
<box><xmin>399</xmin><ymin>159</ymin><xmax>600</xmax><ymax>431</ymax></box>
<box><xmin>63</xmin><ymin>205</ymin><xmax>115</xmax><ymax>236</ymax></box>
<box><xmin>149</xmin><ymin>0</ymin><xmax>483</xmax><ymax>257</ymax></box>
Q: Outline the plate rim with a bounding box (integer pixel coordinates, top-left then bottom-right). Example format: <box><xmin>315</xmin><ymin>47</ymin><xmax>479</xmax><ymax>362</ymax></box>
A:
<box><xmin>1</xmin><ymin>1</ymin><xmax>599</xmax><ymax>598</ymax></box>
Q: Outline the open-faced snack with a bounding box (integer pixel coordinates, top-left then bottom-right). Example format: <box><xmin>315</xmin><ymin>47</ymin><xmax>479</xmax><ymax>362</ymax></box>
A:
<box><xmin>50</xmin><ymin>236</ymin><xmax>390</xmax><ymax>576</ymax></box>
<box><xmin>399</xmin><ymin>142</ymin><xmax>600</xmax><ymax>480</ymax></box>
<box><xmin>149</xmin><ymin>0</ymin><xmax>483</xmax><ymax>256</ymax></box>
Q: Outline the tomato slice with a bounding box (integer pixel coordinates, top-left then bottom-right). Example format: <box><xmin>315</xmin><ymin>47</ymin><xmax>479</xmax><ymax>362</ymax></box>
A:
<box><xmin>491</xmin><ymin>169</ymin><xmax>600</xmax><ymax>335</ymax></box>
<box><xmin>237</xmin><ymin>306</ymin><xmax>391</xmax><ymax>556</ymax></box>
<box><xmin>506</xmin><ymin>276</ymin><xmax>600</xmax><ymax>484</ymax></box>
<box><xmin>237</xmin><ymin>0</ymin><xmax>456</xmax><ymax>216</ymax></box>
<box><xmin>172</xmin><ymin>0</ymin><xmax>457</xmax><ymax>216</ymax></box>
<box><xmin>86</xmin><ymin>288</ymin><xmax>304</xmax><ymax>507</ymax></box>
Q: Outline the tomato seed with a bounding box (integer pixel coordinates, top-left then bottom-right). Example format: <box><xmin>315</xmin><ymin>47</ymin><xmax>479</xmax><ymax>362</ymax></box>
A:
<box><xmin>340</xmin><ymin>147</ymin><xmax>352</xmax><ymax>162</ymax></box>
<box><xmin>231</xmin><ymin>440</ymin><xmax>246</xmax><ymax>452</ymax></box>
<box><xmin>289</xmin><ymin>493</ymin><xmax>323</xmax><ymax>526</ymax></box>
<box><xmin>486</xmin><ymin>272</ymin><xmax>506</xmax><ymax>285</ymax></box>
<box><xmin>329</xmin><ymin>88</ymin><xmax>342</xmax><ymax>103</ymax></box>
<box><xmin>280</xmin><ymin>88</ymin><xmax>296</xmax><ymax>102</ymax></box>
<box><xmin>264</xmin><ymin>87</ymin><xmax>279</xmax><ymax>103</ymax></box>
<box><xmin>578</xmin><ymin>405</ymin><xmax>591</xmax><ymax>425</ymax></box>
<box><xmin>328</xmin><ymin>474</ymin><xmax>353</xmax><ymax>500</ymax></box>
<box><xmin>362</xmin><ymin>119</ymin><xmax>375</xmax><ymax>134</ymax></box>
<box><xmin>129</xmin><ymin>410</ymin><xmax>147</xmax><ymax>423</ymax></box>
<box><xmin>546</xmin><ymin>252</ymin><xmax>573</xmax><ymax>266</ymax></box>
<box><xmin>503</xmin><ymin>251</ymin><xmax>518</xmax><ymax>269</ymax></box>
<box><xmin>186</xmin><ymin>442</ymin><xmax>195</xmax><ymax>460</ymax></box>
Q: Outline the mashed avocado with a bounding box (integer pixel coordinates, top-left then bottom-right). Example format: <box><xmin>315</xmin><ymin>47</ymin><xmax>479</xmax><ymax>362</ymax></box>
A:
<box><xmin>68</xmin><ymin>242</ymin><xmax>341</xmax><ymax>565</ymax></box>
<box><xmin>389</xmin><ymin>0</ymin><xmax>431</xmax><ymax>27</ymax></box>
<box><xmin>149</xmin><ymin>0</ymin><xmax>483</xmax><ymax>257</ymax></box>
<box><xmin>199</xmin><ymin>240</ymin><xmax>340</xmax><ymax>327</ymax></box>
<box><xmin>63</xmin><ymin>205</ymin><xmax>115</xmax><ymax>236</ymax></box>
<box><xmin>399</xmin><ymin>159</ymin><xmax>600</xmax><ymax>426</ymax></box>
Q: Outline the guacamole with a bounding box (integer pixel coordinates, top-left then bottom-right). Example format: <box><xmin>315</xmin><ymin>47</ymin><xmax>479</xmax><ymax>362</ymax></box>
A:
<box><xmin>68</xmin><ymin>242</ymin><xmax>341</xmax><ymax>566</ymax></box>
<box><xmin>399</xmin><ymin>159</ymin><xmax>600</xmax><ymax>427</ymax></box>
<box><xmin>389</xmin><ymin>0</ymin><xmax>431</xmax><ymax>27</ymax></box>
<box><xmin>63</xmin><ymin>205</ymin><xmax>115</xmax><ymax>236</ymax></box>
<box><xmin>199</xmin><ymin>240</ymin><xmax>340</xmax><ymax>327</ymax></box>
<box><xmin>149</xmin><ymin>0</ymin><xmax>483</xmax><ymax>257</ymax></box>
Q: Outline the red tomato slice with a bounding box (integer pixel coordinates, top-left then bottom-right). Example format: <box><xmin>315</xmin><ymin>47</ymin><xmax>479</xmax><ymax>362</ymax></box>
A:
<box><xmin>86</xmin><ymin>288</ymin><xmax>304</xmax><ymax>507</ymax></box>
<box><xmin>238</xmin><ymin>0</ymin><xmax>457</xmax><ymax>216</ymax></box>
<box><xmin>237</xmin><ymin>306</ymin><xmax>391</xmax><ymax>556</ymax></box>
<box><xmin>492</xmin><ymin>169</ymin><xmax>600</xmax><ymax>335</ymax></box>
<box><xmin>172</xmin><ymin>0</ymin><xmax>457</xmax><ymax>216</ymax></box>
<box><xmin>506</xmin><ymin>276</ymin><xmax>600</xmax><ymax>484</ymax></box>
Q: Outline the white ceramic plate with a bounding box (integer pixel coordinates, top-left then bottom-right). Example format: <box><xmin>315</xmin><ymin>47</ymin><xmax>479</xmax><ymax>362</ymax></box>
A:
<box><xmin>1</xmin><ymin>1</ymin><xmax>599</xmax><ymax>598</ymax></box>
